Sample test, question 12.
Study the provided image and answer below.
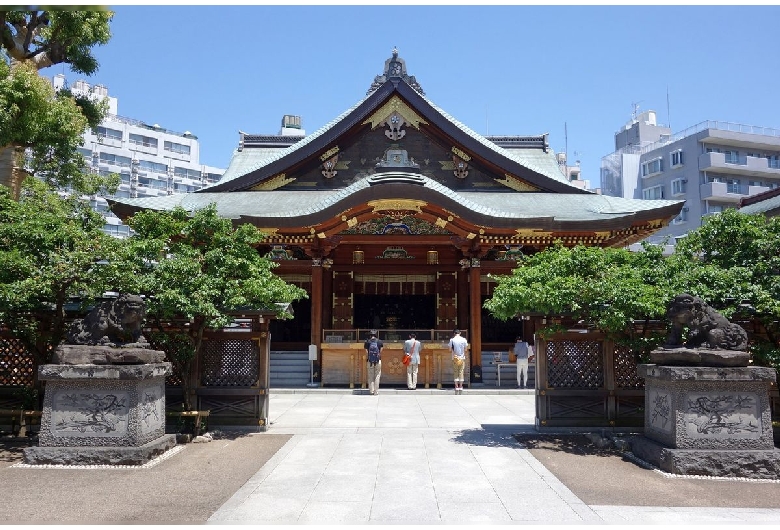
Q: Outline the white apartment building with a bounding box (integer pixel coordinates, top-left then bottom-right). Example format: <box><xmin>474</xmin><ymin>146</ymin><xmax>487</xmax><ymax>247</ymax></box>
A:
<box><xmin>600</xmin><ymin>110</ymin><xmax>780</xmax><ymax>245</ymax></box>
<box><xmin>52</xmin><ymin>74</ymin><xmax>225</xmax><ymax>237</ymax></box>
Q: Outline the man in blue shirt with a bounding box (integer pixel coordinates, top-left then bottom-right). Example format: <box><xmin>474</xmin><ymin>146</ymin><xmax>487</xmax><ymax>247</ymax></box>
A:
<box><xmin>449</xmin><ymin>329</ymin><xmax>468</xmax><ymax>394</ymax></box>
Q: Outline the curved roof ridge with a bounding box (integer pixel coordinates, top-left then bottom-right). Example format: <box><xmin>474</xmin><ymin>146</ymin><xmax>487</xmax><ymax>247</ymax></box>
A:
<box><xmin>416</xmin><ymin>91</ymin><xmax>574</xmax><ymax>186</ymax></box>
<box><xmin>203</xmin><ymin>93</ymin><xmax>374</xmax><ymax>189</ymax></box>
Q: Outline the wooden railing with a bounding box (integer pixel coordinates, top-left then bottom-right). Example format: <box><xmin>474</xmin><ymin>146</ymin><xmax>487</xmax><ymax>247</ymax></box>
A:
<box><xmin>323</xmin><ymin>328</ymin><xmax>466</xmax><ymax>343</ymax></box>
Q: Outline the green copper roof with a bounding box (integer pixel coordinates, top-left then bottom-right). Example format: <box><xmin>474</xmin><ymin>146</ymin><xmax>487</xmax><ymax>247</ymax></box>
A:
<box><xmin>112</xmin><ymin>173</ymin><xmax>681</xmax><ymax>224</ymax></box>
<box><xmin>208</xmin><ymin>95</ymin><xmax>372</xmax><ymax>189</ymax></box>
<box><xmin>209</xmin><ymin>76</ymin><xmax>574</xmax><ymax>191</ymax></box>
<box><xmin>419</xmin><ymin>95</ymin><xmax>572</xmax><ymax>186</ymax></box>
<box><xmin>740</xmin><ymin>193</ymin><xmax>780</xmax><ymax>215</ymax></box>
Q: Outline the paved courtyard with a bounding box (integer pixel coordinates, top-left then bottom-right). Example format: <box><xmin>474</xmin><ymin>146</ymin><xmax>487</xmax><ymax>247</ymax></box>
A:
<box><xmin>2</xmin><ymin>388</ymin><xmax>779</xmax><ymax>525</ymax></box>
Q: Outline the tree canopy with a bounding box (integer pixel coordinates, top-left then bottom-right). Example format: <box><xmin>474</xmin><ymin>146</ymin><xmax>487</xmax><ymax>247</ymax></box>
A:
<box><xmin>1</xmin><ymin>9</ymin><xmax>112</xmax><ymax>74</ymax></box>
<box><xmin>0</xmin><ymin>178</ymin><xmax>120</xmax><ymax>364</ymax></box>
<box><xmin>115</xmin><ymin>204</ymin><xmax>309</xmax><ymax>409</ymax></box>
<box><xmin>0</xmin><ymin>8</ymin><xmax>113</xmax><ymax>197</ymax></box>
<box><xmin>484</xmin><ymin>208</ymin><xmax>780</xmax><ymax>367</ymax></box>
<box><xmin>484</xmin><ymin>242</ymin><xmax>671</xmax><ymax>343</ymax></box>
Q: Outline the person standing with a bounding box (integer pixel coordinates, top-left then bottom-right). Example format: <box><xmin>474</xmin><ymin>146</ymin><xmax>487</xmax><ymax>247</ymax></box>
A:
<box><xmin>514</xmin><ymin>337</ymin><xmax>531</xmax><ymax>389</ymax></box>
<box><xmin>364</xmin><ymin>330</ymin><xmax>383</xmax><ymax>395</ymax></box>
<box><xmin>404</xmin><ymin>333</ymin><xmax>422</xmax><ymax>390</ymax></box>
<box><xmin>449</xmin><ymin>329</ymin><xmax>468</xmax><ymax>394</ymax></box>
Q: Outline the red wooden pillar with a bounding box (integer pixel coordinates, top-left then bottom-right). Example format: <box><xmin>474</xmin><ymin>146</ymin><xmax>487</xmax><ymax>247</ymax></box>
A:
<box><xmin>468</xmin><ymin>259</ymin><xmax>482</xmax><ymax>371</ymax></box>
<box><xmin>311</xmin><ymin>260</ymin><xmax>323</xmax><ymax>348</ymax></box>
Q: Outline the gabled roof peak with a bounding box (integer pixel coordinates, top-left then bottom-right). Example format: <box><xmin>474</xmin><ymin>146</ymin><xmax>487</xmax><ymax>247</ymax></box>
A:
<box><xmin>367</xmin><ymin>48</ymin><xmax>425</xmax><ymax>96</ymax></box>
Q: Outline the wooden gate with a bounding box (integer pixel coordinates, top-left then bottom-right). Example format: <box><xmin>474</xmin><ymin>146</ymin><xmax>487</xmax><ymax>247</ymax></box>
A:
<box><xmin>535</xmin><ymin>332</ymin><xmax>645</xmax><ymax>429</ymax></box>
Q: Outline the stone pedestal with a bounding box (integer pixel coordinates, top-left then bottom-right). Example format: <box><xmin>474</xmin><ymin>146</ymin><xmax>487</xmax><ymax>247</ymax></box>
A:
<box><xmin>23</xmin><ymin>362</ymin><xmax>175</xmax><ymax>466</ymax></box>
<box><xmin>632</xmin><ymin>363</ymin><xmax>780</xmax><ymax>479</ymax></box>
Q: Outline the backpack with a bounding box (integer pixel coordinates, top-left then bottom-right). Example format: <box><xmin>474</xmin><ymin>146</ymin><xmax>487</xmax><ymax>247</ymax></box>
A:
<box><xmin>367</xmin><ymin>338</ymin><xmax>380</xmax><ymax>363</ymax></box>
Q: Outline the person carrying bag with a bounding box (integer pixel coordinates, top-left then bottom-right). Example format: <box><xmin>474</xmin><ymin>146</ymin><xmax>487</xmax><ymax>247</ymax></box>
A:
<box><xmin>403</xmin><ymin>333</ymin><xmax>422</xmax><ymax>390</ymax></box>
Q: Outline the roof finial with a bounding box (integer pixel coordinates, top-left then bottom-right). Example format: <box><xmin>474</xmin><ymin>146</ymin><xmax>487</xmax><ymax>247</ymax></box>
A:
<box><xmin>392</xmin><ymin>46</ymin><xmax>398</xmax><ymax>58</ymax></box>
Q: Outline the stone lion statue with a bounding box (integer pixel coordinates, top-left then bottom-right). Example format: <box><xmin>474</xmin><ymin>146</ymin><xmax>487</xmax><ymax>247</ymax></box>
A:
<box><xmin>664</xmin><ymin>293</ymin><xmax>748</xmax><ymax>351</ymax></box>
<box><xmin>66</xmin><ymin>294</ymin><xmax>148</xmax><ymax>347</ymax></box>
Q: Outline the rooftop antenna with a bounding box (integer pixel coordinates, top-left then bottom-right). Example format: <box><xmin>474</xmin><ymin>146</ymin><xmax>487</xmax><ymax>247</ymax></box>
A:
<box><xmin>564</xmin><ymin>122</ymin><xmax>568</xmax><ymax>167</ymax></box>
<box><xmin>631</xmin><ymin>101</ymin><xmax>642</xmax><ymax>121</ymax></box>
<box><xmin>666</xmin><ymin>86</ymin><xmax>671</xmax><ymax>131</ymax></box>
<box><xmin>485</xmin><ymin>104</ymin><xmax>489</xmax><ymax>136</ymax></box>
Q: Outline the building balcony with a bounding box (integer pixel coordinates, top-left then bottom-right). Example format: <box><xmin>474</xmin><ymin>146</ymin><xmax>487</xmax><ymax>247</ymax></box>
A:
<box><xmin>700</xmin><ymin>182</ymin><xmax>772</xmax><ymax>204</ymax></box>
<box><xmin>699</xmin><ymin>152</ymin><xmax>780</xmax><ymax>178</ymax></box>
<box><xmin>700</xmin><ymin>182</ymin><xmax>743</xmax><ymax>204</ymax></box>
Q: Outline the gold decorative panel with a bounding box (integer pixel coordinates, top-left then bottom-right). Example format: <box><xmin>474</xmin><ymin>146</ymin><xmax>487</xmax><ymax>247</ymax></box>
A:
<box><xmin>250</xmin><ymin>173</ymin><xmax>296</xmax><ymax>191</ymax></box>
<box><xmin>320</xmin><ymin>146</ymin><xmax>340</xmax><ymax>161</ymax></box>
<box><xmin>515</xmin><ymin>228</ymin><xmax>553</xmax><ymax>237</ymax></box>
<box><xmin>363</xmin><ymin>95</ymin><xmax>428</xmax><ymax>130</ymax></box>
<box><xmin>451</xmin><ymin>146</ymin><xmax>471</xmax><ymax>162</ymax></box>
<box><xmin>495</xmin><ymin>174</ymin><xmax>539</xmax><ymax>192</ymax></box>
<box><xmin>368</xmin><ymin>199</ymin><xmax>426</xmax><ymax>216</ymax></box>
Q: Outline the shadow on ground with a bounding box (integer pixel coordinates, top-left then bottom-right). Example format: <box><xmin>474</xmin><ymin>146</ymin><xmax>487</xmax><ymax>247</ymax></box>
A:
<box><xmin>449</xmin><ymin>424</ymin><xmax>526</xmax><ymax>448</ymax></box>
<box><xmin>508</xmin><ymin>433</ymin><xmax>780</xmax><ymax>508</ymax></box>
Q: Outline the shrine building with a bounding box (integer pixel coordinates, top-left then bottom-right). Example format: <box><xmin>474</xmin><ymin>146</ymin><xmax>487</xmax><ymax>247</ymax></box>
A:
<box><xmin>110</xmin><ymin>49</ymin><xmax>684</xmax><ymax>387</ymax></box>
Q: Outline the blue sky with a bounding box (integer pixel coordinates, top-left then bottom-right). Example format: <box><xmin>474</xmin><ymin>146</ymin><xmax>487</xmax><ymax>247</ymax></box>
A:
<box><xmin>44</xmin><ymin>5</ymin><xmax>780</xmax><ymax>186</ymax></box>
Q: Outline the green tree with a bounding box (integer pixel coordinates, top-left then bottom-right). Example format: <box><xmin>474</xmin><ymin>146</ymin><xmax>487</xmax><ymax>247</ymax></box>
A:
<box><xmin>119</xmin><ymin>204</ymin><xmax>308</xmax><ymax>411</ymax></box>
<box><xmin>485</xmin><ymin>243</ymin><xmax>671</xmax><ymax>350</ymax></box>
<box><xmin>0</xmin><ymin>8</ymin><xmax>113</xmax><ymax>197</ymax></box>
<box><xmin>0</xmin><ymin>178</ymin><xmax>120</xmax><ymax>366</ymax></box>
<box><xmin>670</xmin><ymin>208</ymin><xmax>780</xmax><ymax>363</ymax></box>
<box><xmin>485</xmin><ymin>209</ymin><xmax>780</xmax><ymax>369</ymax></box>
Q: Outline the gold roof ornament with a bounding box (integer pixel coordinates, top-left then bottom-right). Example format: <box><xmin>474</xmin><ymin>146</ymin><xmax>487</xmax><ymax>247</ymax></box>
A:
<box><xmin>363</xmin><ymin>95</ymin><xmax>428</xmax><ymax>131</ymax></box>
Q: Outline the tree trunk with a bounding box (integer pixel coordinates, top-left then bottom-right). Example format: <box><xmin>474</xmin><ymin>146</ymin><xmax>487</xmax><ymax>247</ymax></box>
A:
<box><xmin>0</xmin><ymin>145</ymin><xmax>29</xmax><ymax>199</ymax></box>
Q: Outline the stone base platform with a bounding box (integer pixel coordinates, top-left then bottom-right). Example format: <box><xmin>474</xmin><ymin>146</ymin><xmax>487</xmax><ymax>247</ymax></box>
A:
<box><xmin>630</xmin><ymin>435</ymin><xmax>780</xmax><ymax>479</ymax></box>
<box><xmin>23</xmin><ymin>434</ymin><xmax>177</xmax><ymax>466</ymax></box>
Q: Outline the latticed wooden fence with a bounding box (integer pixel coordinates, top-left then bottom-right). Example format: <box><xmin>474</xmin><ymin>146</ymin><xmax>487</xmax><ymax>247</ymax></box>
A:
<box><xmin>151</xmin><ymin>325</ymin><xmax>271</xmax><ymax>430</ymax></box>
<box><xmin>535</xmin><ymin>332</ymin><xmax>645</xmax><ymax>429</ymax></box>
<box><xmin>2</xmin><ymin>322</ymin><xmax>273</xmax><ymax>431</ymax></box>
<box><xmin>0</xmin><ymin>335</ymin><xmax>37</xmax><ymax>409</ymax></box>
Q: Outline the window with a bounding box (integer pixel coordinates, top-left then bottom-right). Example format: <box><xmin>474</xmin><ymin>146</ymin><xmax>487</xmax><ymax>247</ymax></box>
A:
<box><xmin>102</xmin><ymin>224</ymin><xmax>131</xmax><ymax>237</ymax></box>
<box><xmin>174</xmin><ymin>167</ymin><xmax>202</xmax><ymax>180</ymax></box>
<box><xmin>707</xmin><ymin>204</ymin><xmax>724</xmax><ymax>214</ymax></box>
<box><xmin>672</xmin><ymin>206</ymin><xmax>688</xmax><ymax>225</ymax></box>
<box><xmin>164</xmin><ymin>141</ymin><xmax>191</xmax><ymax>155</ymax></box>
<box><xmin>670</xmin><ymin>150</ymin><xmax>684</xmax><ymax>167</ymax></box>
<box><xmin>99</xmin><ymin>152</ymin><xmax>132</xmax><ymax>167</ymax></box>
<box><xmin>138</xmin><ymin>160</ymin><xmax>168</xmax><ymax>174</ymax></box>
<box><xmin>671</xmin><ymin>178</ymin><xmax>687</xmax><ymax>196</ymax></box>
<box><xmin>129</xmin><ymin>133</ymin><xmax>158</xmax><ymax>148</ymax></box>
<box><xmin>766</xmin><ymin>155</ymin><xmax>780</xmax><ymax>169</ymax></box>
<box><xmin>725</xmin><ymin>178</ymin><xmax>741</xmax><ymax>194</ymax></box>
<box><xmin>642</xmin><ymin>185</ymin><xmax>664</xmax><ymax>200</ymax></box>
<box><xmin>641</xmin><ymin>157</ymin><xmax>663</xmax><ymax>177</ymax></box>
<box><xmin>724</xmin><ymin>150</ymin><xmax>739</xmax><ymax>164</ymax></box>
<box><xmin>96</xmin><ymin>126</ymin><xmax>122</xmax><ymax>141</ymax></box>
